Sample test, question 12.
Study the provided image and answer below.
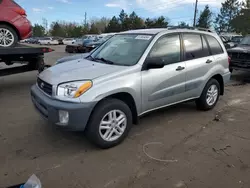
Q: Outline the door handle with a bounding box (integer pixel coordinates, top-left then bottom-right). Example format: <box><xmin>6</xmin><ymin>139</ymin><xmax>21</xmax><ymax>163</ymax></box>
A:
<box><xmin>206</xmin><ymin>59</ymin><xmax>213</xmax><ymax>64</ymax></box>
<box><xmin>176</xmin><ymin>66</ymin><xmax>185</xmax><ymax>71</ymax></box>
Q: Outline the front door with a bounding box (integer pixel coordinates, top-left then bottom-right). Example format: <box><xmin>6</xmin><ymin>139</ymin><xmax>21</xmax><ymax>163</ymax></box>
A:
<box><xmin>141</xmin><ymin>34</ymin><xmax>186</xmax><ymax>114</ymax></box>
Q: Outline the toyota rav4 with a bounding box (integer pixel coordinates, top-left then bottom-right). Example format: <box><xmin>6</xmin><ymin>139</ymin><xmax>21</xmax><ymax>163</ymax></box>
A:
<box><xmin>31</xmin><ymin>28</ymin><xmax>231</xmax><ymax>148</ymax></box>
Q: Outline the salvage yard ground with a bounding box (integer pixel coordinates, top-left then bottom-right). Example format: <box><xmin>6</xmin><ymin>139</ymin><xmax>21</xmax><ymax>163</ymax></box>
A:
<box><xmin>1</xmin><ymin>45</ymin><xmax>250</xmax><ymax>188</ymax></box>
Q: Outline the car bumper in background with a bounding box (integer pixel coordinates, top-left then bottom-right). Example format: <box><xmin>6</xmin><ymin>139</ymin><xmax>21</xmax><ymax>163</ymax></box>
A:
<box><xmin>230</xmin><ymin>60</ymin><xmax>250</xmax><ymax>71</ymax></box>
<box><xmin>30</xmin><ymin>85</ymin><xmax>96</xmax><ymax>131</ymax></box>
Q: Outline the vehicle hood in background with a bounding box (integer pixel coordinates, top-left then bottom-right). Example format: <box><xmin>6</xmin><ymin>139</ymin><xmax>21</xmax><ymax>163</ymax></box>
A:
<box><xmin>227</xmin><ymin>45</ymin><xmax>250</xmax><ymax>53</ymax></box>
<box><xmin>39</xmin><ymin>59</ymin><xmax>128</xmax><ymax>85</ymax></box>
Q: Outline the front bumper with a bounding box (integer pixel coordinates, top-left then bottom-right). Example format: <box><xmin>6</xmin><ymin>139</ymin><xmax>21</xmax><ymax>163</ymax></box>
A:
<box><xmin>30</xmin><ymin>85</ymin><xmax>96</xmax><ymax>131</ymax></box>
<box><xmin>230</xmin><ymin>60</ymin><xmax>250</xmax><ymax>71</ymax></box>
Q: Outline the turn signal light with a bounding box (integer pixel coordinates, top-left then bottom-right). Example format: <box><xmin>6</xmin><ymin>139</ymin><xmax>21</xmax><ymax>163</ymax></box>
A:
<box><xmin>13</xmin><ymin>8</ymin><xmax>26</xmax><ymax>16</ymax></box>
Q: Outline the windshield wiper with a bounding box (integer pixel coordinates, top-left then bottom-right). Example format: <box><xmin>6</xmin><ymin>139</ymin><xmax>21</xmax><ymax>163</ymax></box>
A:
<box><xmin>85</xmin><ymin>55</ymin><xmax>95</xmax><ymax>60</ymax></box>
<box><xmin>94</xmin><ymin>57</ymin><xmax>114</xmax><ymax>64</ymax></box>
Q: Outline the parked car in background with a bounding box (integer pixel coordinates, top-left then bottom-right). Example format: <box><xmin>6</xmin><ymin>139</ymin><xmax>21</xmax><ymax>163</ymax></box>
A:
<box><xmin>65</xmin><ymin>38</ymin><xmax>96</xmax><ymax>53</ymax></box>
<box><xmin>220</xmin><ymin>36</ymin><xmax>231</xmax><ymax>49</ymax></box>
<box><xmin>0</xmin><ymin>0</ymin><xmax>32</xmax><ymax>47</ymax></box>
<box><xmin>227</xmin><ymin>36</ymin><xmax>243</xmax><ymax>48</ymax></box>
<box><xmin>220</xmin><ymin>33</ymin><xmax>242</xmax><ymax>42</ymax></box>
<box><xmin>54</xmin><ymin>37</ymin><xmax>63</xmax><ymax>45</ymax></box>
<box><xmin>84</xmin><ymin>35</ymin><xmax>114</xmax><ymax>52</ymax></box>
<box><xmin>26</xmin><ymin>37</ymin><xmax>41</xmax><ymax>44</ymax></box>
<box><xmin>228</xmin><ymin>35</ymin><xmax>250</xmax><ymax>72</ymax></box>
<box><xmin>39</xmin><ymin>37</ymin><xmax>59</xmax><ymax>45</ymax></box>
<box><xmin>63</xmin><ymin>38</ymin><xmax>76</xmax><ymax>45</ymax></box>
<box><xmin>31</xmin><ymin>28</ymin><xmax>230</xmax><ymax>148</ymax></box>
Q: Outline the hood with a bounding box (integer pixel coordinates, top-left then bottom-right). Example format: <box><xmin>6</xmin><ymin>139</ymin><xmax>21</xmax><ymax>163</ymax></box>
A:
<box><xmin>227</xmin><ymin>45</ymin><xmax>250</xmax><ymax>53</ymax></box>
<box><xmin>56</xmin><ymin>53</ymin><xmax>90</xmax><ymax>64</ymax></box>
<box><xmin>39</xmin><ymin>59</ymin><xmax>128</xmax><ymax>85</ymax></box>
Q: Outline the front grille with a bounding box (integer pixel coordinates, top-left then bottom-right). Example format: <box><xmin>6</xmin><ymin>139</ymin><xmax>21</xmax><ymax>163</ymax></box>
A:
<box><xmin>229</xmin><ymin>52</ymin><xmax>250</xmax><ymax>60</ymax></box>
<box><xmin>37</xmin><ymin>78</ymin><xmax>53</xmax><ymax>96</ymax></box>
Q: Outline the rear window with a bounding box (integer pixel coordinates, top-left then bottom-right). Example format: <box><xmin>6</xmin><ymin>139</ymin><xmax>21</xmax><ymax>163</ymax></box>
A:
<box><xmin>206</xmin><ymin>35</ymin><xmax>224</xmax><ymax>55</ymax></box>
<box><xmin>183</xmin><ymin>33</ymin><xmax>209</xmax><ymax>60</ymax></box>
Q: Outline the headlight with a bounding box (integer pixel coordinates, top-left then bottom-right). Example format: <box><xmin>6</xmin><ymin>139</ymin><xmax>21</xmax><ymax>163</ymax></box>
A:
<box><xmin>57</xmin><ymin>81</ymin><xmax>92</xmax><ymax>98</ymax></box>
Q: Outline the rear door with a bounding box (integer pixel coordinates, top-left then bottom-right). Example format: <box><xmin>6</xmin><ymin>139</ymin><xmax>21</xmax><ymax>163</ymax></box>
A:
<box><xmin>205</xmin><ymin>34</ymin><xmax>226</xmax><ymax>68</ymax></box>
<box><xmin>182</xmin><ymin>33</ymin><xmax>214</xmax><ymax>98</ymax></box>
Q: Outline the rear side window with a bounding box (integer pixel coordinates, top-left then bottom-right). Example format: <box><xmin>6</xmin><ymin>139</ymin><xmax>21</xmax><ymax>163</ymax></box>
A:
<box><xmin>206</xmin><ymin>35</ymin><xmax>224</xmax><ymax>55</ymax></box>
<box><xmin>183</xmin><ymin>34</ymin><xmax>209</xmax><ymax>60</ymax></box>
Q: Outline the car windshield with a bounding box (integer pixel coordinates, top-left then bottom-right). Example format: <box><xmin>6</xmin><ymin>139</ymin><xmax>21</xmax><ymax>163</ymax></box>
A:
<box><xmin>89</xmin><ymin>34</ymin><xmax>153</xmax><ymax>66</ymax></box>
<box><xmin>231</xmin><ymin>36</ymin><xmax>243</xmax><ymax>43</ymax></box>
<box><xmin>240</xmin><ymin>36</ymin><xmax>250</xmax><ymax>45</ymax></box>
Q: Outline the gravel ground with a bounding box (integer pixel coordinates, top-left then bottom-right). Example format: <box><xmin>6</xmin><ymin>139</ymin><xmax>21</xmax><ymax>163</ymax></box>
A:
<box><xmin>1</xmin><ymin>45</ymin><xmax>250</xmax><ymax>188</ymax></box>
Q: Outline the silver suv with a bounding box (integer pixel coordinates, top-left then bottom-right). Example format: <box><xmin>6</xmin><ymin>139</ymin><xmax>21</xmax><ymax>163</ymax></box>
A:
<box><xmin>31</xmin><ymin>28</ymin><xmax>231</xmax><ymax>148</ymax></box>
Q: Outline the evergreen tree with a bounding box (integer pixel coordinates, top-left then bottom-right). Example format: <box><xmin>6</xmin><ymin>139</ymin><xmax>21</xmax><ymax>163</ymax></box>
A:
<box><xmin>196</xmin><ymin>5</ymin><xmax>212</xmax><ymax>28</ymax></box>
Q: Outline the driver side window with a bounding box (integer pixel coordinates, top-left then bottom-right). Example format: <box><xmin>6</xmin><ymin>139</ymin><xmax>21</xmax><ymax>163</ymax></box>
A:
<box><xmin>148</xmin><ymin>34</ymin><xmax>181</xmax><ymax>65</ymax></box>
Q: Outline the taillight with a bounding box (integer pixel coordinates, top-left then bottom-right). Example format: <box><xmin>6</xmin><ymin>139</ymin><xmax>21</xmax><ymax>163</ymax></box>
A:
<box><xmin>13</xmin><ymin>7</ymin><xmax>26</xmax><ymax>16</ymax></box>
<box><xmin>228</xmin><ymin>56</ymin><xmax>231</xmax><ymax>65</ymax></box>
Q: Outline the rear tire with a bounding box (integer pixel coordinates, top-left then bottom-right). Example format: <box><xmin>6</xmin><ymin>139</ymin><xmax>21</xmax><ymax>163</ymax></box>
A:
<box><xmin>0</xmin><ymin>24</ymin><xmax>18</xmax><ymax>47</ymax></box>
<box><xmin>196</xmin><ymin>79</ymin><xmax>220</xmax><ymax>111</ymax></box>
<box><xmin>85</xmin><ymin>99</ymin><xmax>133</xmax><ymax>149</ymax></box>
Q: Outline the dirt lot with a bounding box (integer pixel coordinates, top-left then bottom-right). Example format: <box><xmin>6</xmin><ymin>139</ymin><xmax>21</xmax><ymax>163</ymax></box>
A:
<box><xmin>1</xmin><ymin>45</ymin><xmax>250</xmax><ymax>188</ymax></box>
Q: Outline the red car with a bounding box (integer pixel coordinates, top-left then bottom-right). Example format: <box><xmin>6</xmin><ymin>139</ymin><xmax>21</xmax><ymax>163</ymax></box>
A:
<box><xmin>0</xmin><ymin>0</ymin><xmax>32</xmax><ymax>47</ymax></box>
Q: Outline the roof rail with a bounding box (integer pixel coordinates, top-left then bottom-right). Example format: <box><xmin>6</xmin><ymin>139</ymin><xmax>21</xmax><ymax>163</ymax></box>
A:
<box><xmin>166</xmin><ymin>25</ymin><xmax>213</xmax><ymax>32</ymax></box>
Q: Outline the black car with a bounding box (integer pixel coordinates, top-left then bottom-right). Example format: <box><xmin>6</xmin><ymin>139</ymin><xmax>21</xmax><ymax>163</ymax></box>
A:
<box><xmin>227</xmin><ymin>35</ymin><xmax>250</xmax><ymax>72</ymax></box>
<box><xmin>84</xmin><ymin>35</ymin><xmax>114</xmax><ymax>52</ymax></box>
<box><xmin>65</xmin><ymin>38</ymin><xmax>94</xmax><ymax>53</ymax></box>
<box><xmin>27</xmin><ymin>37</ymin><xmax>40</xmax><ymax>44</ymax></box>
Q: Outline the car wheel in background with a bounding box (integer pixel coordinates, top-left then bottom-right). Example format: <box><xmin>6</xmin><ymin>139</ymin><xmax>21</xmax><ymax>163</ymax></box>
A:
<box><xmin>196</xmin><ymin>78</ymin><xmax>220</xmax><ymax>111</ymax></box>
<box><xmin>0</xmin><ymin>24</ymin><xmax>18</xmax><ymax>47</ymax></box>
<box><xmin>85</xmin><ymin>99</ymin><xmax>133</xmax><ymax>149</ymax></box>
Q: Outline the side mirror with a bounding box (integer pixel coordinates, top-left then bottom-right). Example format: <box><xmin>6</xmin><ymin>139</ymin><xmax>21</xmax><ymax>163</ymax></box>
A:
<box><xmin>143</xmin><ymin>57</ymin><xmax>165</xmax><ymax>70</ymax></box>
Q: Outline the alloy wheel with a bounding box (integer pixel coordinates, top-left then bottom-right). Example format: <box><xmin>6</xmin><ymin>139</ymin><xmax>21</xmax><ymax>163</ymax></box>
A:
<box><xmin>206</xmin><ymin>84</ymin><xmax>218</xmax><ymax>106</ymax></box>
<box><xmin>0</xmin><ymin>28</ymin><xmax>14</xmax><ymax>47</ymax></box>
<box><xmin>99</xmin><ymin>109</ymin><xmax>127</xmax><ymax>142</ymax></box>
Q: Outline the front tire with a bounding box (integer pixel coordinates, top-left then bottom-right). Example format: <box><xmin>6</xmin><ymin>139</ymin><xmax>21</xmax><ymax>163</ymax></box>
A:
<box><xmin>196</xmin><ymin>78</ymin><xmax>220</xmax><ymax>111</ymax></box>
<box><xmin>0</xmin><ymin>24</ymin><xmax>18</xmax><ymax>47</ymax></box>
<box><xmin>86</xmin><ymin>99</ymin><xmax>133</xmax><ymax>149</ymax></box>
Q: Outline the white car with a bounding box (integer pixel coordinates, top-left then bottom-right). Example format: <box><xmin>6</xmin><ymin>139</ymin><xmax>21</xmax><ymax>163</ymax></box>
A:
<box><xmin>62</xmin><ymin>38</ymin><xmax>75</xmax><ymax>45</ymax></box>
<box><xmin>39</xmin><ymin>37</ymin><xmax>59</xmax><ymax>45</ymax></box>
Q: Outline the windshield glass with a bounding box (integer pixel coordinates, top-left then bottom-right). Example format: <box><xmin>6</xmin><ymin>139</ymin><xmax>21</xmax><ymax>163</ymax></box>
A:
<box><xmin>97</xmin><ymin>35</ymin><xmax>113</xmax><ymax>43</ymax></box>
<box><xmin>231</xmin><ymin>36</ymin><xmax>243</xmax><ymax>43</ymax></box>
<box><xmin>240</xmin><ymin>36</ymin><xmax>250</xmax><ymax>45</ymax></box>
<box><xmin>90</xmin><ymin>34</ymin><xmax>153</xmax><ymax>66</ymax></box>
